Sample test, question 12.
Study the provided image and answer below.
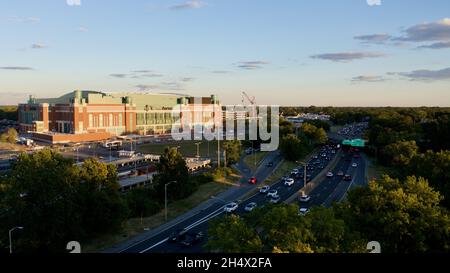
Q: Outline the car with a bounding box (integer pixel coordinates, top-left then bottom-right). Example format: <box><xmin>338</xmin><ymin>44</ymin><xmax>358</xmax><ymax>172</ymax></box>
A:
<box><xmin>179</xmin><ymin>231</ymin><xmax>204</xmax><ymax>247</ymax></box>
<box><xmin>168</xmin><ymin>229</ymin><xmax>188</xmax><ymax>243</ymax></box>
<box><xmin>244</xmin><ymin>202</ymin><xmax>258</xmax><ymax>212</ymax></box>
<box><xmin>284</xmin><ymin>178</ymin><xmax>295</xmax><ymax>186</ymax></box>
<box><xmin>248</xmin><ymin>177</ymin><xmax>257</xmax><ymax>184</ymax></box>
<box><xmin>270</xmin><ymin>195</ymin><xmax>281</xmax><ymax>204</ymax></box>
<box><xmin>319</xmin><ymin>165</ymin><xmax>325</xmax><ymax>169</ymax></box>
<box><xmin>267</xmin><ymin>161</ymin><xmax>274</xmax><ymax>167</ymax></box>
<box><xmin>344</xmin><ymin>174</ymin><xmax>352</xmax><ymax>181</ymax></box>
<box><xmin>353</xmin><ymin>154</ymin><xmax>361</xmax><ymax>158</ymax></box>
<box><xmin>281</xmin><ymin>176</ymin><xmax>289</xmax><ymax>181</ymax></box>
<box><xmin>290</xmin><ymin>169</ymin><xmax>300</xmax><ymax>176</ymax></box>
<box><xmin>313</xmin><ymin>155</ymin><xmax>318</xmax><ymax>159</ymax></box>
<box><xmin>326</xmin><ymin>171</ymin><xmax>333</xmax><ymax>178</ymax></box>
<box><xmin>245</xmin><ymin>148</ymin><xmax>253</xmax><ymax>155</ymax></box>
<box><xmin>306</xmin><ymin>174</ymin><xmax>312</xmax><ymax>182</ymax></box>
<box><xmin>352</xmin><ymin>163</ymin><xmax>358</xmax><ymax>168</ymax></box>
<box><xmin>298</xmin><ymin>207</ymin><xmax>309</xmax><ymax>216</ymax></box>
<box><xmin>299</xmin><ymin>195</ymin><xmax>311</xmax><ymax>203</ymax></box>
<box><xmin>337</xmin><ymin>170</ymin><xmax>344</xmax><ymax>176</ymax></box>
<box><xmin>259</xmin><ymin>185</ymin><xmax>270</xmax><ymax>194</ymax></box>
<box><xmin>224</xmin><ymin>202</ymin><xmax>239</xmax><ymax>213</ymax></box>
<box><xmin>267</xmin><ymin>189</ymin><xmax>278</xmax><ymax>198</ymax></box>
<box><xmin>331</xmin><ymin>150</ymin><xmax>336</xmax><ymax>154</ymax></box>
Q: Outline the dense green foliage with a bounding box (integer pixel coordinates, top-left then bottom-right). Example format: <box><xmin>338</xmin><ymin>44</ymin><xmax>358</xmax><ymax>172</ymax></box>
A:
<box><xmin>0</xmin><ymin>106</ymin><xmax>18</xmax><ymax>121</ymax></box>
<box><xmin>0</xmin><ymin>128</ymin><xmax>18</xmax><ymax>144</ymax></box>
<box><xmin>207</xmin><ymin>175</ymin><xmax>450</xmax><ymax>253</ymax></box>
<box><xmin>223</xmin><ymin>140</ymin><xmax>241</xmax><ymax>166</ymax></box>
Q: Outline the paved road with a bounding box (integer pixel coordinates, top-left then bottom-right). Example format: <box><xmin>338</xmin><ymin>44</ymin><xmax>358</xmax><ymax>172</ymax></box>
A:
<box><xmin>114</xmin><ymin>150</ymin><xmax>283</xmax><ymax>253</ymax></box>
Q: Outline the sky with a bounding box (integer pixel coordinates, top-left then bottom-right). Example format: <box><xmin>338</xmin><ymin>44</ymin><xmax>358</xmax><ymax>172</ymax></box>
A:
<box><xmin>1</xmin><ymin>0</ymin><xmax>450</xmax><ymax>106</ymax></box>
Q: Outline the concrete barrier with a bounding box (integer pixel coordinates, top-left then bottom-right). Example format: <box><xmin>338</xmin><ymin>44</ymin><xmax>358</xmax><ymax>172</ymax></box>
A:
<box><xmin>284</xmin><ymin>149</ymin><xmax>343</xmax><ymax>204</ymax></box>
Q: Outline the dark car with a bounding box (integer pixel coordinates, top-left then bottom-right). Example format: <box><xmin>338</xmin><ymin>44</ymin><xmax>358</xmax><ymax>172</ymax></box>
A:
<box><xmin>344</xmin><ymin>174</ymin><xmax>352</xmax><ymax>181</ymax></box>
<box><xmin>168</xmin><ymin>229</ymin><xmax>188</xmax><ymax>243</ymax></box>
<box><xmin>179</xmin><ymin>231</ymin><xmax>204</xmax><ymax>247</ymax></box>
<box><xmin>248</xmin><ymin>177</ymin><xmax>257</xmax><ymax>184</ymax></box>
<box><xmin>267</xmin><ymin>162</ymin><xmax>274</xmax><ymax>167</ymax></box>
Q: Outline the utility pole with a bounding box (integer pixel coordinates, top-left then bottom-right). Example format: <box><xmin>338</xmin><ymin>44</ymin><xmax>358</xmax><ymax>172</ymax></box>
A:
<box><xmin>195</xmin><ymin>142</ymin><xmax>201</xmax><ymax>158</ymax></box>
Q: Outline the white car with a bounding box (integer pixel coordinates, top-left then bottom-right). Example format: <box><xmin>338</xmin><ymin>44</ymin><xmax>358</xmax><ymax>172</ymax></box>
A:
<box><xmin>267</xmin><ymin>189</ymin><xmax>278</xmax><ymax>198</ymax></box>
<box><xmin>270</xmin><ymin>195</ymin><xmax>281</xmax><ymax>204</ymax></box>
<box><xmin>299</xmin><ymin>207</ymin><xmax>309</xmax><ymax>216</ymax></box>
<box><xmin>224</xmin><ymin>202</ymin><xmax>238</xmax><ymax>213</ymax></box>
<box><xmin>352</xmin><ymin>163</ymin><xmax>358</xmax><ymax>168</ymax></box>
<box><xmin>299</xmin><ymin>195</ymin><xmax>311</xmax><ymax>203</ymax></box>
<box><xmin>326</xmin><ymin>172</ymin><xmax>334</xmax><ymax>178</ymax></box>
<box><xmin>290</xmin><ymin>169</ymin><xmax>300</xmax><ymax>176</ymax></box>
<box><xmin>284</xmin><ymin>178</ymin><xmax>295</xmax><ymax>187</ymax></box>
<box><xmin>259</xmin><ymin>185</ymin><xmax>270</xmax><ymax>194</ymax></box>
<box><xmin>244</xmin><ymin>202</ymin><xmax>257</xmax><ymax>212</ymax></box>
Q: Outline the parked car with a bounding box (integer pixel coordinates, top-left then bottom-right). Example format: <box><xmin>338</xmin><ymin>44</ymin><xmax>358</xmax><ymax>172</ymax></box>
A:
<box><xmin>284</xmin><ymin>178</ymin><xmax>295</xmax><ymax>187</ymax></box>
<box><xmin>224</xmin><ymin>202</ymin><xmax>239</xmax><ymax>213</ymax></box>
<box><xmin>259</xmin><ymin>185</ymin><xmax>270</xmax><ymax>194</ymax></box>
<box><xmin>244</xmin><ymin>202</ymin><xmax>257</xmax><ymax>212</ymax></box>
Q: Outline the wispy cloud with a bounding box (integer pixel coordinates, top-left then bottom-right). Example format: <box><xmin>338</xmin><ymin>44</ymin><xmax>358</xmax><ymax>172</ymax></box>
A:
<box><xmin>181</xmin><ymin>77</ymin><xmax>194</xmax><ymax>82</ymax></box>
<box><xmin>0</xmin><ymin>66</ymin><xmax>34</xmax><ymax>70</ymax></box>
<box><xmin>77</xmin><ymin>27</ymin><xmax>89</xmax><ymax>32</ymax></box>
<box><xmin>110</xmin><ymin>74</ymin><xmax>128</xmax><ymax>78</ymax></box>
<box><xmin>310</xmin><ymin>52</ymin><xmax>386</xmax><ymax>62</ymax></box>
<box><xmin>236</xmin><ymin>61</ymin><xmax>269</xmax><ymax>70</ymax></box>
<box><xmin>136</xmin><ymin>81</ymin><xmax>185</xmax><ymax>91</ymax></box>
<box><xmin>5</xmin><ymin>16</ymin><xmax>40</xmax><ymax>23</ymax></box>
<box><xmin>136</xmin><ymin>84</ymin><xmax>160</xmax><ymax>91</ymax></box>
<box><xmin>66</xmin><ymin>0</ymin><xmax>82</xmax><ymax>6</ymax></box>
<box><xmin>394</xmin><ymin>18</ymin><xmax>450</xmax><ymax>42</ymax></box>
<box><xmin>354</xmin><ymin>34</ymin><xmax>392</xmax><ymax>44</ymax></box>
<box><xmin>169</xmin><ymin>0</ymin><xmax>207</xmax><ymax>10</ymax></box>
<box><xmin>31</xmin><ymin>43</ymin><xmax>46</xmax><ymax>49</ymax></box>
<box><xmin>351</xmin><ymin>75</ymin><xmax>386</xmax><ymax>83</ymax></box>
<box><xmin>394</xmin><ymin>67</ymin><xmax>450</xmax><ymax>82</ymax></box>
<box><xmin>417</xmin><ymin>41</ymin><xmax>450</xmax><ymax>50</ymax></box>
<box><xmin>211</xmin><ymin>70</ymin><xmax>231</xmax><ymax>74</ymax></box>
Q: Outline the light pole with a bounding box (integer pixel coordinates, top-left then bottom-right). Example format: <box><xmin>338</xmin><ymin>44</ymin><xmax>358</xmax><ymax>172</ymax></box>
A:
<box><xmin>195</xmin><ymin>142</ymin><xmax>201</xmax><ymax>158</ymax></box>
<box><xmin>9</xmin><ymin>226</ymin><xmax>24</xmax><ymax>254</ymax></box>
<box><xmin>297</xmin><ymin>161</ymin><xmax>308</xmax><ymax>190</ymax></box>
<box><xmin>165</xmin><ymin>181</ymin><xmax>177</xmax><ymax>221</ymax></box>
<box><xmin>144</xmin><ymin>105</ymin><xmax>149</xmax><ymax>136</ymax></box>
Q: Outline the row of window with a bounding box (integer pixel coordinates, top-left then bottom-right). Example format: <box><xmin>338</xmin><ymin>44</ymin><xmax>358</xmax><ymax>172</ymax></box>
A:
<box><xmin>88</xmin><ymin>113</ymin><xmax>123</xmax><ymax>128</ymax></box>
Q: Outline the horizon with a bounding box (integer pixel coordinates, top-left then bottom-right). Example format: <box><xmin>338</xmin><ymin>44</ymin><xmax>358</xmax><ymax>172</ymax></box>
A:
<box><xmin>1</xmin><ymin>0</ymin><xmax>450</xmax><ymax>106</ymax></box>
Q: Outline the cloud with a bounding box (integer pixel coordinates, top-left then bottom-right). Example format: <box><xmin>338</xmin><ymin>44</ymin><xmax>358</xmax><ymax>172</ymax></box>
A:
<box><xmin>354</xmin><ymin>34</ymin><xmax>392</xmax><ymax>44</ymax></box>
<box><xmin>66</xmin><ymin>0</ymin><xmax>81</xmax><ymax>6</ymax></box>
<box><xmin>132</xmin><ymin>70</ymin><xmax>152</xmax><ymax>73</ymax></box>
<box><xmin>395</xmin><ymin>67</ymin><xmax>450</xmax><ymax>82</ymax></box>
<box><xmin>417</xmin><ymin>41</ymin><xmax>450</xmax><ymax>49</ymax></box>
<box><xmin>310</xmin><ymin>52</ymin><xmax>386</xmax><ymax>62</ymax></box>
<box><xmin>366</xmin><ymin>0</ymin><xmax>382</xmax><ymax>6</ymax></box>
<box><xmin>136</xmin><ymin>84</ymin><xmax>159</xmax><ymax>91</ymax></box>
<box><xmin>351</xmin><ymin>75</ymin><xmax>386</xmax><ymax>82</ymax></box>
<box><xmin>141</xmin><ymin>73</ymin><xmax>163</xmax><ymax>78</ymax></box>
<box><xmin>170</xmin><ymin>0</ymin><xmax>206</xmax><ymax>10</ymax></box>
<box><xmin>136</xmin><ymin>81</ymin><xmax>185</xmax><ymax>91</ymax></box>
<box><xmin>212</xmin><ymin>70</ymin><xmax>231</xmax><ymax>74</ymax></box>
<box><xmin>394</xmin><ymin>18</ymin><xmax>450</xmax><ymax>42</ymax></box>
<box><xmin>77</xmin><ymin>27</ymin><xmax>89</xmax><ymax>32</ymax></box>
<box><xmin>110</xmin><ymin>74</ymin><xmax>128</xmax><ymax>78</ymax></box>
<box><xmin>0</xmin><ymin>66</ymin><xmax>33</xmax><ymax>70</ymax></box>
<box><xmin>31</xmin><ymin>43</ymin><xmax>46</xmax><ymax>49</ymax></box>
<box><xmin>181</xmin><ymin>77</ymin><xmax>194</xmax><ymax>82</ymax></box>
<box><xmin>236</xmin><ymin>61</ymin><xmax>269</xmax><ymax>70</ymax></box>
<box><xmin>5</xmin><ymin>16</ymin><xmax>40</xmax><ymax>23</ymax></box>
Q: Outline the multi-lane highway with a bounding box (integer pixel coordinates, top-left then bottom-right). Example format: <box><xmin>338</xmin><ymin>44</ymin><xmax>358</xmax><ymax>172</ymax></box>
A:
<box><xmin>111</xmin><ymin>123</ymin><xmax>368</xmax><ymax>253</ymax></box>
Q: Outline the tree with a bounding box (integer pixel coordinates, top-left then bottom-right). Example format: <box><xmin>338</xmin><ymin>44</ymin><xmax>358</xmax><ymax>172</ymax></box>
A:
<box><xmin>125</xmin><ymin>188</ymin><xmax>162</xmax><ymax>218</ymax></box>
<box><xmin>223</xmin><ymin>140</ymin><xmax>241</xmax><ymax>166</ymax></box>
<box><xmin>280</xmin><ymin>134</ymin><xmax>306</xmax><ymax>161</ymax></box>
<box><xmin>0</xmin><ymin>128</ymin><xmax>18</xmax><ymax>144</ymax></box>
<box><xmin>153</xmin><ymin>147</ymin><xmax>193</xmax><ymax>201</ymax></box>
<box><xmin>300</xmin><ymin>123</ymin><xmax>328</xmax><ymax>145</ymax></box>
<box><xmin>381</xmin><ymin>140</ymin><xmax>418</xmax><ymax>168</ymax></box>
<box><xmin>340</xmin><ymin>175</ymin><xmax>450</xmax><ymax>253</ymax></box>
<box><xmin>206</xmin><ymin>214</ymin><xmax>263</xmax><ymax>253</ymax></box>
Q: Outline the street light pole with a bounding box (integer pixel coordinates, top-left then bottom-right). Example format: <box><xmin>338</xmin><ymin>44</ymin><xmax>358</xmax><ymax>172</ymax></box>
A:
<box><xmin>195</xmin><ymin>142</ymin><xmax>201</xmax><ymax>158</ymax></box>
<box><xmin>9</xmin><ymin>226</ymin><xmax>24</xmax><ymax>254</ymax></box>
<box><xmin>165</xmin><ymin>181</ymin><xmax>177</xmax><ymax>221</ymax></box>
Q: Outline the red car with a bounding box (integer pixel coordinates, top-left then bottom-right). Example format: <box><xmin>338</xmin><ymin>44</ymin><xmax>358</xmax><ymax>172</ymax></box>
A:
<box><xmin>248</xmin><ymin>177</ymin><xmax>257</xmax><ymax>184</ymax></box>
<box><xmin>344</xmin><ymin>174</ymin><xmax>352</xmax><ymax>181</ymax></box>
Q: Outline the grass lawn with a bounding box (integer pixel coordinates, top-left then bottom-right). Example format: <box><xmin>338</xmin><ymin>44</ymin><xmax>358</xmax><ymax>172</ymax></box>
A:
<box><xmin>83</xmin><ymin>173</ymin><xmax>239</xmax><ymax>252</ymax></box>
<box><xmin>243</xmin><ymin>152</ymin><xmax>268</xmax><ymax>173</ymax></box>
<box><xmin>138</xmin><ymin>140</ymin><xmax>224</xmax><ymax>159</ymax></box>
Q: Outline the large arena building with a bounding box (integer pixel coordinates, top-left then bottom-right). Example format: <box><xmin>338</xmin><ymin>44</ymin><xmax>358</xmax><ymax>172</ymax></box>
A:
<box><xmin>18</xmin><ymin>90</ymin><xmax>220</xmax><ymax>143</ymax></box>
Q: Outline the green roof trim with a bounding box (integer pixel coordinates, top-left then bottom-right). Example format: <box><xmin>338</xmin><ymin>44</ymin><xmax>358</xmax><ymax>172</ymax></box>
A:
<box><xmin>342</xmin><ymin>138</ymin><xmax>366</xmax><ymax>147</ymax></box>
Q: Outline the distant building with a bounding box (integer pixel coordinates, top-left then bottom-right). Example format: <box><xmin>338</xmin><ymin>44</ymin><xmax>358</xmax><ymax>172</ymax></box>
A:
<box><xmin>18</xmin><ymin>90</ymin><xmax>219</xmax><ymax>144</ymax></box>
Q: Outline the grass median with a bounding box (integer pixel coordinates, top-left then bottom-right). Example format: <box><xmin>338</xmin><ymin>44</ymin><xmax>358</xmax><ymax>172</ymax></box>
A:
<box><xmin>243</xmin><ymin>152</ymin><xmax>268</xmax><ymax>173</ymax></box>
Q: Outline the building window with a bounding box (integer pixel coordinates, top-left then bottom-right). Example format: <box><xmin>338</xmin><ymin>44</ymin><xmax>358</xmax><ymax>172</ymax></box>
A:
<box><xmin>79</xmin><ymin>121</ymin><xmax>83</xmax><ymax>132</ymax></box>
<box><xmin>99</xmin><ymin>114</ymin><xmax>103</xmax><ymax>127</ymax></box>
<box><xmin>109</xmin><ymin>114</ymin><xmax>113</xmax><ymax>127</ymax></box>
<box><xmin>118</xmin><ymin>113</ymin><xmax>122</xmax><ymax>126</ymax></box>
<box><xmin>89</xmin><ymin>114</ymin><xmax>93</xmax><ymax>128</ymax></box>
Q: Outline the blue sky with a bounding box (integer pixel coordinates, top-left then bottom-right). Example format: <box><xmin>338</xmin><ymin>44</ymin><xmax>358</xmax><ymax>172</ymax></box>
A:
<box><xmin>1</xmin><ymin>0</ymin><xmax>450</xmax><ymax>106</ymax></box>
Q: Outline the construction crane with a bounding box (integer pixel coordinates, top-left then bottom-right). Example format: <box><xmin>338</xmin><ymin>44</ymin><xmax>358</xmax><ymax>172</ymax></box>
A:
<box><xmin>242</xmin><ymin>91</ymin><xmax>256</xmax><ymax>105</ymax></box>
